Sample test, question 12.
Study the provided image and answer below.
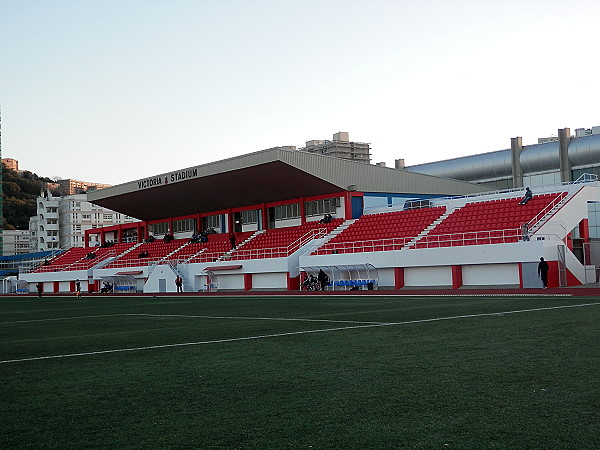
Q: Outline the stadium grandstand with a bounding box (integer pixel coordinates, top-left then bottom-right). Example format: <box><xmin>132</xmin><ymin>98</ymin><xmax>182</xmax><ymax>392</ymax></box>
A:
<box><xmin>17</xmin><ymin>146</ymin><xmax>600</xmax><ymax>294</ymax></box>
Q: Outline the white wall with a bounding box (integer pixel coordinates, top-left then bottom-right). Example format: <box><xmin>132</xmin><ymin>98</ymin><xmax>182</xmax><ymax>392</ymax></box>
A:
<box><xmin>404</xmin><ymin>266</ymin><xmax>452</xmax><ymax>287</ymax></box>
<box><xmin>376</xmin><ymin>267</ymin><xmax>395</xmax><ymax>288</ymax></box>
<box><xmin>145</xmin><ymin>265</ymin><xmax>177</xmax><ymax>293</ymax></box>
<box><xmin>462</xmin><ymin>263</ymin><xmax>519</xmax><ymax>286</ymax></box>
<box><xmin>59</xmin><ymin>281</ymin><xmax>71</xmax><ymax>292</ymax></box>
<box><xmin>252</xmin><ymin>272</ymin><xmax>287</xmax><ymax>290</ymax></box>
<box><xmin>215</xmin><ymin>273</ymin><xmax>244</xmax><ymax>290</ymax></box>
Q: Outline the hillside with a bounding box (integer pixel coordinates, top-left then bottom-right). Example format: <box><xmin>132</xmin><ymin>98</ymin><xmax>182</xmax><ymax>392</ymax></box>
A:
<box><xmin>2</xmin><ymin>164</ymin><xmax>59</xmax><ymax>230</ymax></box>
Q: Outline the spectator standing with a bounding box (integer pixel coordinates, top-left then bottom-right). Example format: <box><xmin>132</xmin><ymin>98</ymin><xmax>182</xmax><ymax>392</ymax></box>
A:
<box><xmin>538</xmin><ymin>257</ymin><xmax>550</xmax><ymax>288</ymax></box>
<box><xmin>317</xmin><ymin>269</ymin><xmax>329</xmax><ymax>291</ymax></box>
<box><xmin>229</xmin><ymin>232</ymin><xmax>236</xmax><ymax>249</ymax></box>
<box><xmin>175</xmin><ymin>275</ymin><xmax>183</xmax><ymax>293</ymax></box>
<box><xmin>521</xmin><ymin>223</ymin><xmax>530</xmax><ymax>241</ymax></box>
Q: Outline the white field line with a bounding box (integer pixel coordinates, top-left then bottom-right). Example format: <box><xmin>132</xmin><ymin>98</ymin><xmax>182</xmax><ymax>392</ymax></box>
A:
<box><xmin>122</xmin><ymin>313</ymin><xmax>386</xmax><ymax>324</ymax></box>
<box><xmin>1</xmin><ymin>302</ymin><xmax>599</xmax><ymax>365</ymax></box>
<box><xmin>0</xmin><ymin>313</ymin><xmax>384</xmax><ymax>326</ymax></box>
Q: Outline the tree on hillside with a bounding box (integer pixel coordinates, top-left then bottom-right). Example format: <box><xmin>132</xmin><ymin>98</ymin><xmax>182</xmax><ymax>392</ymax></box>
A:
<box><xmin>2</xmin><ymin>164</ymin><xmax>57</xmax><ymax>230</ymax></box>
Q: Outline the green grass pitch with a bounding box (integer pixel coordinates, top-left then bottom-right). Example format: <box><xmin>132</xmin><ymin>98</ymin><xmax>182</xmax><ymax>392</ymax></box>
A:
<box><xmin>1</xmin><ymin>294</ymin><xmax>599</xmax><ymax>448</ymax></box>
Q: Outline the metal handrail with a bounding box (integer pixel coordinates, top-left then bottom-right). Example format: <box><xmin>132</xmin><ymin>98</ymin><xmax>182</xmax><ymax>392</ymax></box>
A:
<box><xmin>222</xmin><ymin>228</ymin><xmax>327</xmax><ymax>260</ymax></box>
<box><xmin>527</xmin><ymin>191</ymin><xmax>570</xmax><ymax>230</ymax></box>
<box><xmin>312</xmin><ymin>226</ymin><xmax>559</xmax><ymax>254</ymax></box>
<box><xmin>314</xmin><ymin>236</ymin><xmax>412</xmax><ymax>255</ymax></box>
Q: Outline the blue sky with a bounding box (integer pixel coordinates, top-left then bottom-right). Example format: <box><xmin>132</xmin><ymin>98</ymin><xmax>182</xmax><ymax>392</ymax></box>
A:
<box><xmin>2</xmin><ymin>0</ymin><xmax>599</xmax><ymax>185</ymax></box>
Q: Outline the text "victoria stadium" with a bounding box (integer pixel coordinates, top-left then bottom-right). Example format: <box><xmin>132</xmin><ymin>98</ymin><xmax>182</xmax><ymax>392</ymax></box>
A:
<box><xmin>137</xmin><ymin>169</ymin><xmax>198</xmax><ymax>189</ymax></box>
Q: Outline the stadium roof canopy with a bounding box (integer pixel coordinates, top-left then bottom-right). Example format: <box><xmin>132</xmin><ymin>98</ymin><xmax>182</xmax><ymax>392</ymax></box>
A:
<box><xmin>87</xmin><ymin>147</ymin><xmax>488</xmax><ymax>221</ymax></box>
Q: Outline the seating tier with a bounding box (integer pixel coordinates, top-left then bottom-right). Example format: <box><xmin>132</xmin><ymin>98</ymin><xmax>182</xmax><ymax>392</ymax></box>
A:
<box><xmin>34</xmin><ymin>243</ymin><xmax>136</xmax><ymax>272</ymax></box>
<box><xmin>415</xmin><ymin>193</ymin><xmax>565</xmax><ymax>248</ymax></box>
<box><xmin>102</xmin><ymin>239</ymin><xmax>188</xmax><ymax>268</ymax></box>
<box><xmin>185</xmin><ymin>232</ymin><xmax>255</xmax><ymax>263</ymax></box>
<box><xmin>314</xmin><ymin>207</ymin><xmax>446</xmax><ymax>254</ymax></box>
<box><xmin>230</xmin><ymin>220</ymin><xmax>344</xmax><ymax>260</ymax></box>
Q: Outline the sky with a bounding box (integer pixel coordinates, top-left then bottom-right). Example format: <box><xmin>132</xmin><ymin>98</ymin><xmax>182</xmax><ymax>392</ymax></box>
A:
<box><xmin>2</xmin><ymin>0</ymin><xmax>600</xmax><ymax>185</ymax></box>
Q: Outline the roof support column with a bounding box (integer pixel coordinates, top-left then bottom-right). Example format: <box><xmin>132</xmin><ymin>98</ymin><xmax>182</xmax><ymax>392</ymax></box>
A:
<box><xmin>344</xmin><ymin>192</ymin><xmax>353</xmax><ymax>220</ymax></box>
<box><xmin>261</xmin><ymin>204</ymin><xmax>268</xmax><ymax>230</ymax></box>
<box><xmin>511</xmin><ymin>137</ymin><xmax>523</xmax><ymax>189</ymax></box>
<box><xmin>227</xmin><ymin>209</ymin><xmax>233</xmax><ymax>233</ymax></box>
<box><xmin>559</xmin><ymin>128</ymin><xmax>571</xmax><ymax>183</ymax></box>
<box><xmin>300</xmin><ymin>197</ymin><xmax>306</xmax><ymax>225</ymax></box>
<box><xmin>136</xmin><ymin>223</ymin><xmax>143</xmax><ymax>243</ymax></box>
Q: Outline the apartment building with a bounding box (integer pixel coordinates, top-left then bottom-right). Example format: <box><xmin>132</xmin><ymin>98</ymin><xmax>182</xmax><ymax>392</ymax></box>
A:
<box><xmin>29</xmin><ymin>190</ymin><xmax>139</xmax><ymax>251</ymax></box>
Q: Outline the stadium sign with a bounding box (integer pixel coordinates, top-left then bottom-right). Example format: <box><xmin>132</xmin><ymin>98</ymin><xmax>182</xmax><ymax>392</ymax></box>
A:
<box><xmin>137</xmin><ymin>168</ymin><xmax>199</xmax><ymax>190</ymax></box>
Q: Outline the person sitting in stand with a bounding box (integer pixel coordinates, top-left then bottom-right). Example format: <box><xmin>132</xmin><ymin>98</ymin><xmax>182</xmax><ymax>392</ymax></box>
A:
<box><xmin>163</xmin><ymin>233</ymin><xmax>174</xmax><ymax>243</ymax></box>
<box><xmin>319</xmin><ymin>213</ymin><xmax>333</xmax><ymax>224</ymax></box>
<box><xmin>200</xmin><ymin>231</ymin><xmax>208</xmax><ymax>243</ymax></box>
<box><xmin>519</xmin><ymin>187</ymin><xmax>533</xmax><ymax>205</ymax></box>
<box><xmin>138</xmin><ymin>250</ymin><xmax>149</xmax><ymax>258</ymax></box>
<box><xmin>145</xmin><ymin>235</ymin><xmax>156</xmax><ymax>243</ymax></box>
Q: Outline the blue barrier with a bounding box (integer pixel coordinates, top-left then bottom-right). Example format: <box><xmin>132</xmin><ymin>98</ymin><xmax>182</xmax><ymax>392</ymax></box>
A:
<box><xmin>334</xmin><ymin>279</ymin><xmax>376</xmax><ymax>287</ymax></box>
<box><xmin>114</xmin><ymin>285</ymin><xmax>136</xmax><ymax>291</ymax></box>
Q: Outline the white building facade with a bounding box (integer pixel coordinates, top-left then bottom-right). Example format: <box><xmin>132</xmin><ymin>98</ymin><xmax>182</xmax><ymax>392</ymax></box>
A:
<box><xmin>29</xmin><ymin>190</ymin><xmax>60</xmax><ymax>252</ymax></box>
<box><xmin>29</xmin><ymin>190</ymin><xmax>139</xmax><ymax>252</ymax></box>
<box><xmin>2</xmin><ymin>230</ymin><xmax>32</xmax><ymax>256</ymax></box>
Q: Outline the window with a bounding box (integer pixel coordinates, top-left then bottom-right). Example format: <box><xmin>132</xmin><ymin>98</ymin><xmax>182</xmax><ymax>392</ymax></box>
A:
<box><xmin>274</xmin><ymin>203</ymin><xmax>300</xmax><ymax>220</ymax></box>
<box><xmin>173</xmin><ymin>218</ymin><xmax>196</xmax><ymax>233</ymax></box>
<box><xmin>103</xmin><ymin>214</ymin><xmax>113</xmax><ymax>220</ymax></box>
<box><xmin>241</xmin><ymin>210</ymin><xmax>258</xmax><ymax>224</ymax></box>
<box><xmin>523</xmin><ymin>171</ymin><xmax>561</xmax><ymax>188</ymax></box>
<box><xmin>203</xmin><ymin>215</ymin><xmax>221</xmax><ymax>230</ymax></box>
<box><xmin>588</xmin><ymin>202</ymin><xmax>600</xmax><ymax>239</ymax></box>
<box><xmin>150</xmin><ymin>222</ymin><xmax>169</xmax><ymax>235</ymax></box>
<box><xmin>304</xmin><ymin>198</ymin><xmax>340</xmax><ymax>217</ymax></box>
<box><xmin>572</xmin><ymin>166</ymin><xmax>600</xmax><ymax>181</ymax></box>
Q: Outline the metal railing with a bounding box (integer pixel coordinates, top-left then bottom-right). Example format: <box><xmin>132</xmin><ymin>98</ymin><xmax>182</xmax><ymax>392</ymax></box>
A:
<box><xmin>222</xmin><ymin>228</ymin><xmax>328</xmax><ymax>260</ymax></box>
<box><xmin>414</xmin><ymin>228</ymin><xmax>524</xmax><ymax>248</ymax></box>
<box><xmin>23</xmin><ymin>251</ymin><xmax>120</xmax><ymax>273</ymax></box>
<box><xmin>527</xmin><ymin>191</ymin><xmax>570</xmax><ymax>232</ymax></box>
<box><xmin>313</xmin><ymin>236</ymin><xmax>412</xmax><ymax>255</ymax></box>
<box><xmin>311</xmin><ymin>227</ymin><xmax>564</xmax><ymax>254</ymax></box>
